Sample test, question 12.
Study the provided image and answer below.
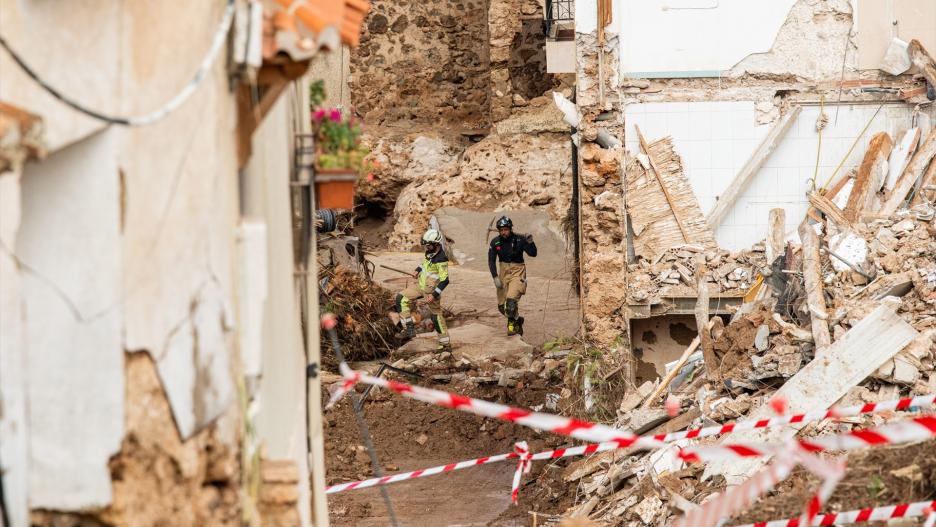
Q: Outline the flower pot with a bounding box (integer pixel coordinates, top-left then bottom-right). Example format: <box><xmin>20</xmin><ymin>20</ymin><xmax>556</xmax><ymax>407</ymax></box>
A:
<box><xmin>314</xmin><ymin>168</ymin><xmax>358</xmax><ymax>210</ymax></box>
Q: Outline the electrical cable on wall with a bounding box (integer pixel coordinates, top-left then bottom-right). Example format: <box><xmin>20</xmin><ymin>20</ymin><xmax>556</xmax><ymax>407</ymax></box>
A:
<box><xmin>0</xmin><ymin>0</ymin><xmax>235</xmax><ymax>127</ymax></box>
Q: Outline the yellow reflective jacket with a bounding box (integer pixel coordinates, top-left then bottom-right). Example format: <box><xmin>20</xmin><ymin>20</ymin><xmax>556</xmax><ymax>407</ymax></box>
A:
<box><xmin>415</xmin><ymin>250</ymin><xmax>450</xmax><ymax>297</ymax></box>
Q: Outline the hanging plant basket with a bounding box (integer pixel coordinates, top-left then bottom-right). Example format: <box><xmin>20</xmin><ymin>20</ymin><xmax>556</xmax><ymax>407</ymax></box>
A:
<box><xmin>314</xmin><ymin>166</ymin><xmax>358</xmax><ymax>210</ymax></box>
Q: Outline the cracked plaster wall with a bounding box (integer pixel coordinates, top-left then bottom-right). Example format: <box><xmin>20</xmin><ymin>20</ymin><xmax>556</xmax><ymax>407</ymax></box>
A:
<box><xmin>0</xmin><ymin>1</ymin><xmax>120</xmax><ymax>151</ymax></box>
<box><xmin>0</xmin><ymin>169</ymin><xmax>29</xmax><ymax>527</ymax></box>
<box><xmin>18</xmin><ymin>129</ymin><xmax>124</xmax><ymax>510</ymax></box>
<box><xmin>0</xmin><ymin>0</ymin><xmax>244</xmax><ymax>519</ymax></box>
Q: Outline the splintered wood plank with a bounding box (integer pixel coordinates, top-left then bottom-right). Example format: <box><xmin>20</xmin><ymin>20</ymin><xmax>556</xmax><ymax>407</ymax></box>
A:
<box><xmin>766</xmin><ymin>208</ymin><xmax>786</xmax><ymax>264</ymax></box>
<box><xmin>636</xmin><ymin>125</ymin><xmax>690</xmax><ymax>243</ymax></box>
<box><xmin>884</xmin><ymin>128</ymin><xmax>921</xmax><ymax>193</ymax></box>
<box><xmin>844</xmin><ymin>132</ymin><xmax>893</xmax><ymax>221</ymax></box>
<box><xmin>707</xmin><ymin>106</ymin><xmax>802</xmax><ymax>228</ymax></box>
<box><xmin>695</xmin><ymin>266</ymin><xmax>718</xmax><ymax>384</ymax></box>
<box><xmin>911</xmin><ymin>155</ymin><xmax>936</xmax><ymax>206</ymax></box>
<box><xmin>626</xmin><ymin>133</ymin><xmax>716</xmax><ymax>260</ymax></box>
<box><xmin>881</xmin><ymin>128</ymin><xmax>936</xmax><ymax>215</ymax></box>
<box><xmin>909</xmin><ymin>39</ymin><xmax>936</xmax><ymax>93</ymax></box>
<box><xmin>798</xmin><ymin>219</ymin><xmax>831</xmax><ymax>352</ymax></box>
<box><xmin>808</xmin><ymin>192</ymin><xmax>850</xmax><ymax>228</ymax></box>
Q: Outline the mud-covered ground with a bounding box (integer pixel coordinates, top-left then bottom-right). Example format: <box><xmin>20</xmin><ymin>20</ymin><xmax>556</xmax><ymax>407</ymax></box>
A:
<box><xmin>323</xmin><ymin>367</ymin><xmax>576</xmax><ymax>526</ymax></box>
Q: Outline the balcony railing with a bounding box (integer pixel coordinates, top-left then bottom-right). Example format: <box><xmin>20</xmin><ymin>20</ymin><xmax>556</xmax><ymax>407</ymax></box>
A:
<box><xmin>543</xmin><ymin>0</ymin><xmax>573</xmax><ymax>39</ymax></box>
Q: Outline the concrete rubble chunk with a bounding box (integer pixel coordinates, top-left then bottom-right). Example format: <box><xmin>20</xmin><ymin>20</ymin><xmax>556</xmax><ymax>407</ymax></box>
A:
<box><xmin>618</xmin><ymin>381</ymin><xmax>655</xmax><ymax>415</ymax></box>
<box><xmin>634</xmin><ymin>496</ymin><xmax>664</xmax><ymax>525</ymax></box>
<box><xmin>753</xmin><ymin>324</ymin><xmax>770</xmax><ymax>351</ymax></box>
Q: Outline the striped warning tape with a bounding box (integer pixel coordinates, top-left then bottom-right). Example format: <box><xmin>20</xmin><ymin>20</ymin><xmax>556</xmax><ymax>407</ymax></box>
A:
<box><xmin>675</xmin><ymin>446</ymin><xmax>847</xmax><ymax>527</ymax></box>
<box><xmin>329</xmin><ymin>364</ymin><xmax>936</xmax><ymax>463</ymax></box>
<box><xmin>730</xmin><ymin>500</ymin><xmax>936</xmax><ymax>527</ymax></box>
<box><xmin>325</xmin><ymin>447</ymin><xmax>521</xmax><ymax>494</ymax></box>
<box><xmin>653</xmin><ymin>394</ymin><xmax>936</xmax><ymax>443</ymax></box>
<box><xmin>677</xmin><ymin>414</ymin><xmax>936</xmax><ymax>463</ymax></box>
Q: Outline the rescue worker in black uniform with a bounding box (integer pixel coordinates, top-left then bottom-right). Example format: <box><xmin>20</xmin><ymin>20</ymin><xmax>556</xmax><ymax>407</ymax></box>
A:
<box><xmin>488</xmin><ymin>216</ymin><xmax>537</xmax><ymax>336</ymax></box>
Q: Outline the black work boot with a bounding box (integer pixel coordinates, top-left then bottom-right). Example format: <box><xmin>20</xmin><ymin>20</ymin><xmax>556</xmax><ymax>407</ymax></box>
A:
<box><xmin>396</xmin><ymin>318</ymin><xmax>416</xmax><ymax>339</ymax></box>
<box><xmin>507</xmin><ymin>318</ymin><xmax>517</xmax><ymax>336</ymax></box>
<box><xmin>515</xmin><ymin>316</ymin><xmax>524</xmax><ymax>336</ymax></box>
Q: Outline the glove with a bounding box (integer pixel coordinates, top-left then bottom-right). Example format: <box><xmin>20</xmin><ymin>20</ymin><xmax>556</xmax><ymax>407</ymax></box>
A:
<box><xmin>494</xmin><ymin>276</ymin><xmax>503</xmax><ymax>289</ymax></box>
<box><xmin>525</xmin><ymin>234</ymin><xmax>534</xmax><ymax>242</ymax></box>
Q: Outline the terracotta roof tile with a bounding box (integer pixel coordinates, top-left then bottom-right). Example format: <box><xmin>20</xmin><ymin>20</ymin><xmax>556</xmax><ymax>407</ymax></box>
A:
<box><xmin>266</xmin><ymin>0</ymin><xmax>370</xmax><ymax>59</ymax></box>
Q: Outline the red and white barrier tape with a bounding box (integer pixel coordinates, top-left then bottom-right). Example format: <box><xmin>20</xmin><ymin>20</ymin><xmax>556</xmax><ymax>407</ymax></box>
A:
<box><xmin>676</xmin><ymin>456</ymin><xmax>796</xmax><ymax>527</ymax></box>
<box><xmin>675</xmin><ymin>447</ymin><xmax>846</xmax><ymax>527</ymax></box>
<box><xmin>325</xmin><ymin>389</ymin><xmax>935</xmax><ymax>495</ymax></box>
<box><xmin>511</xmin><ymin>442</ymin><xmax>532</xmax><ymax>504</ymax></box>
<box><xmin>325</xmin><ymin>447</ymin><xmax>521</xmax><ymax>494</ymax></box>
<box><xmin>677</xmin><ymin>414</ymin><xmax>936</xmax><ymax>464</ymax></box>
<box><xmin>924</xmin><ymin>508</ymin><xmax>936</xmax><ymax>527</ymax></box>
<box><xmin>730</xmin><ymin>500</ymin><xmax>936</xmax><ymax>527</ymax></box>
<box><xmin>794</xmin><ymin>450</ymin><xmax>847</xmax><ymax>527</ymax></box>
<box><xmin>329</xmin><ymin>364</ymin><xmax>936</xmax><ymax>464</ymax></box>
<box><xmin>654</xmin><ymin>394</ymin><xmax>936</xmax><ymax>443</ymax></box>
<box><xmin>328</xmin><ymin>363</ymin><xmax>670</xmax><ymax>451</ymax></box>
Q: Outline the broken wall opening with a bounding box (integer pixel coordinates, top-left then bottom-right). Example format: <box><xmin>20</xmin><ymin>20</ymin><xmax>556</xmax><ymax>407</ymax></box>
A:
<box><xmin>630</xmin><ymin>315</ymin><xmax>697</xmax><ymax>384</ymax></box>
<box><xmin>629</xmin><ymin>313</ymin><xmax>729</xmax><ymax>385</ymax></box>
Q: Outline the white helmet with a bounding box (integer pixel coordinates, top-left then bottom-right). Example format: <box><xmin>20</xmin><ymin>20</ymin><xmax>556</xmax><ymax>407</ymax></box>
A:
<box><xmin>421</xmin><ymin>228</ymin><xmax>443</xmax><ymax>245</ymax></box>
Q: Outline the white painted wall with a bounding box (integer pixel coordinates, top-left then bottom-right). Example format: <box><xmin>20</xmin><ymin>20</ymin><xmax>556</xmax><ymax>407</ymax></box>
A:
<box><xmin>0</xmin><ymin>1</ymin><xmax>119</xmax><ymax>150</ymax></box>
<box><xmin>625</xmin><ymin>102</ymin><xmax>916</xmax><ymax>250</ymax></box>
<box><xmin>0</xmin><ymin>0</ymin><xmax>246</xmax><ymax>517</ymax></box>
<box><xmin>617</xmin><ymin>0</ymin><xmax>796</xmax><ymax>76</ymax></box>
<box><xmin>18</xmin><ymin>130</ymin><xmax>124</xmax><ymax>510</ymax></box>
<box><xmin>575</xmin><ymin>0</ymin><xmax>796</xmax><ymax>77</ymax></box>
<box><xmin>118</xmin><ymin>0</ymin><xmax>240</xmax><ymax>441</ymax></box>
<box><xmin>246</xmin><ymin>92</ymin><xmax>313</xmax><ymax>527</ymax></box>
<box><xmin>0</xmin><ymin>169</ymin><xmax>28</xmax><ymax>527</ymax></box>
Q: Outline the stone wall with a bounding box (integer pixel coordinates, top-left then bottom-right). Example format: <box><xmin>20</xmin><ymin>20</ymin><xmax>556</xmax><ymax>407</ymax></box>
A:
<box><xmin>577</xmin><ymin>142</ymin><xmax>628</xmax><ymax>347</ymax></box>
<box><xmin>350</xmin><ymin>0</ymin><xmax>492</xmax><ymax>129</ymax></box>
<box><xmin>350</xmin><ymin>0</ymin><xmax>577</xmax><ymax>253</ymax></box>
<box><xmin>389</xmin><ymin>129</ymin><xmax>573</xmax><ymax>248</ymax></box>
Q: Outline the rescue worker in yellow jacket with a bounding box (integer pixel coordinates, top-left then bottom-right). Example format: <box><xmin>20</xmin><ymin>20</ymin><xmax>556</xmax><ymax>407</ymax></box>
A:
<box><xmin>488</xmin><ymin>216</ymin><xmax>536</xmax><ymax>336</ymax></box>
<box><xmin>395</xmin><ymin>229</ymin><xmax>452</xmax><ymax>351</ymax></box>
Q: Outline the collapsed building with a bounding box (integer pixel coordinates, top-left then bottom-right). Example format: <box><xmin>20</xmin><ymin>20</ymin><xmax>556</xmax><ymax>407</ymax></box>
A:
<box><xmin>547</xmin><ymin>0</ymin><xmax>936</xmax><ymax>523</ymax></box>
<box><xmin>570</xmin><ymin>0</ymin><xmax>935</xmax><ymax>374</ymax></box>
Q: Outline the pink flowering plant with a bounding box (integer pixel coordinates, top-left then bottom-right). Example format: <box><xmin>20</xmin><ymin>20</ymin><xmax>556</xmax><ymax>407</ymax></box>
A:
<box><xmin>309</xmin><ymin>80</ymin><xmax>375</xmax><ymax>179</ymax></box>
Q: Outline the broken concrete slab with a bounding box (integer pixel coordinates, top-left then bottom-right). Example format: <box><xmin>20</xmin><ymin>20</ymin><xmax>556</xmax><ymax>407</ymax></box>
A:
<box><xmin>626</xmin><ymin>408</ymin><xmax>671</xmax><ymax>435</ymax></box>
<box><xmin>618</xmin><ymin>380</ymin><xmax>655</xmax><ymax>415</ymax></box>
<box><xmin>754</xmin><ymin>324</ymin><xmax>770</xmax><ymax>351</ymax></box>
<box><xmin>397</xmin><ymin>323</ymin><xmax>533</xmax><ymax>363</ymax></box>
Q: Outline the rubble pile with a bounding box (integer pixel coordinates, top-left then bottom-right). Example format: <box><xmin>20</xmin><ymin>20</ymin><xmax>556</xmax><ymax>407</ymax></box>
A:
<box><xmin>384</xmin><ymin>324</ymin><xmax>574</xmax><ymax>393</ymax></box>
<box><xmin>626</xmin><ymin>244</ymin><xmax>766</xmax><ymax>304</ymax></box>
<box><xmin>319</xmin><ymin>265</ymin><xmax>400</xmax><ymax>363</ymax></box>
<box><xmin>561</xmin><ymin>208</ymin><xmax>936</xmax><ymax>526</ymax></box>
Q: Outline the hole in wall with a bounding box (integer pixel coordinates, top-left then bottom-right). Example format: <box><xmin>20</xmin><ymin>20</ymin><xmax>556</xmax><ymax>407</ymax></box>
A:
<box><xmin>630</xmin><ymin>315</ymin><xmax>699</xmax><ymax>385</ymax></box>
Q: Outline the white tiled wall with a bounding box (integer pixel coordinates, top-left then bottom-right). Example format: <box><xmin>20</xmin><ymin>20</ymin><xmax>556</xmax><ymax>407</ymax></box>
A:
<box><xmin>625</xmin><ymin>102</ymin><xmax>916</xmax><ymax>250</ymax></box>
